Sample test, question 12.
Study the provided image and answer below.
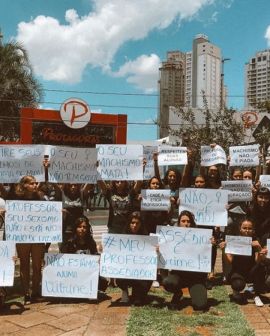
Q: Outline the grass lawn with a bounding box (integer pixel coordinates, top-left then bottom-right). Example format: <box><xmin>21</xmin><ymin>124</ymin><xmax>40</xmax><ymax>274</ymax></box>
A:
<box><xmin>127</xmin><ymin>285</ymin><xmax>255</xmax><ymax>336</ymax></box>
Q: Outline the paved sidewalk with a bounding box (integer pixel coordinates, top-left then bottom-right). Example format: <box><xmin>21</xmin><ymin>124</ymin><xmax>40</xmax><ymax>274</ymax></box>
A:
<box><xmin>240</xmin><ymin>298</ymin><xmax>270</xmax><ymax>336</ymax></box>
<box><xmin>0</xmin><ymin>293</ymin><xmax>129</xmax><ymax>336</ymax></box>
<box><xmin>215</xmin><ymin>250</ymin><xmax>270</xmax><ymax>336</ymax></box>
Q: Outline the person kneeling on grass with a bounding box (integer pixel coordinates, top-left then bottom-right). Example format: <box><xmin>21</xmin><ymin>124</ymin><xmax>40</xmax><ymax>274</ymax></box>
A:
<box><xmin>117</xmin><ymin>211</ymin><xmax>153</xmax><ymax>305</ymax></box>
<box><xmin>61</xmin><ymin>216</ymin><xmax>108</xmax><ymax>296</ymax></box>
<box><xmin>220</xmin><ymin>218</ymin><xmax>264</xmax><ymax>307</ymax></box>
<box><xmin>162</xmin><ymin>211</ymin><xmax>208</xmax><ymax>311</ymax></box>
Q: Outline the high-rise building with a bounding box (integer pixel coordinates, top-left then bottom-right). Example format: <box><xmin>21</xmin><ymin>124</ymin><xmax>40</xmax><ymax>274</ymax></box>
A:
<box><xmin>158</xmin><ymin>35</ymin><xmax>223</xmax><ymax>138</ymax></box>
<box><xmin>245</xmin><ymin>49</ymin><xmax>270</xmax><ymax>108</ymax></box>
<box><xmin>190</xmin><ymin>34</ymin><xmax>221</xmax><ymax>110</ymax></box>
<box><xmin>158</xmin><ymin>51</ymin><xmax>186</xmax><ymax>138</ymax></box>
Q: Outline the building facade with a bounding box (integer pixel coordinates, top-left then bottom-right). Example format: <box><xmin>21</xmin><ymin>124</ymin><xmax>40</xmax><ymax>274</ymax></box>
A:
<box><xmin>159</xmin><ymin>35</ymin><xmax>223</xmax><ymax>137</ymax></box>
<box><xmin>158</xmin><ymin>51</ymin><xmax>186</xmax><ymax>138</ymax></box>
<box><xmin>245</xmin><ymin>49</ymin><xmax>270</xmax><ymax>108</ymax></box>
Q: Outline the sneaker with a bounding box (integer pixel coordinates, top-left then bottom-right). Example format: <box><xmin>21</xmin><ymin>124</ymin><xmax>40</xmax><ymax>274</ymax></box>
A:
<box><xmin>254</xmin><ymin>296</ymin><xmax>264</xmax><ymax>307</ymax></box>
<box><xmin>152</xmin><ymin>281</ymin><xmax>160</xmax><ymax>288</ymax></box>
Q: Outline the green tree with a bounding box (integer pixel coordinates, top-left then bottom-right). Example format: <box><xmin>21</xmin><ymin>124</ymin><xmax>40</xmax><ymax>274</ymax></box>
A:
<box><xmin>0</xmin><ymin>38</ymin><xmax>43</xmax><ymax>139</ymax></box>
<box><xmin>169</xmin><ymin>93</ymin><xmax>245</xmax><ymax>161</ymax></box>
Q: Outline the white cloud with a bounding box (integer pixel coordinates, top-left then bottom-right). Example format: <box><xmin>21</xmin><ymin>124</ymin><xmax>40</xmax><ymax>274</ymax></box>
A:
<box><xmin>265</xmin><ymin>26</ymin><xmax>270</xmax><ymax>46</ymax></box>
<box><xmin>16</xmin><ymin>0</ymin><xmax>215</xmax><ymax>86</ymax></box>
<box><xmin>113</xmin><ymin>54</ymin><xmax>161</xmax><ymax>92</ymax></box>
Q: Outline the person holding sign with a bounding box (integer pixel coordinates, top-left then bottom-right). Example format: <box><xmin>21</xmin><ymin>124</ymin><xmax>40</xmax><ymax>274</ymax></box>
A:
<box><xmin>61</xmin><ymin>216</ymin><xmax>108</xmax><ymax>295</ymax></box>
<box><xmin>249</xmin><ymin>187</ymin><xmax>270</xmax><ymax>240</ymax></box>
<box><xmin>256</xmin><ymin>233</ymin><xmax>270</xmax><ymax>298</ymax></box>
<box><xmin>153</xmin><ymin>151</ymin><xmax>193</xmax><ymax>226</ymax></box>
<box><xmin>140</xmin><ymin>177</ymin><xmax>171</xmax><ymax>234</ymax></box>
<box><xmin>62</xmin><ymin>183</ymin><xmax>85</xmax><ymax>242</ymax></box>
<box><xmin>13</xmin><ymin>175</ymin><xmax>45</xmax><ymax>305</ymax></box>
<box><xmin>204</xmin><ymin>165</ymin><xmax>222</xmax><ymax>189</ymax></box>
<box><xmin>162</xmin><ymin>211</ymin><xmax>208</xmax><ymax>311</ymax></box>
<box><xmin>98</xmin><ymin>180</ymin><xmax>135</xmax><ymax>234</ymax></box>
<box><xmin>116</xmin><ymin>211</ymin><xmax>153</xmax><ymax>305</ymax></box>
<box><xmin>221</xmin><ymin>219</ymin><xmax>264</xmax><ymax>307</ymax></box>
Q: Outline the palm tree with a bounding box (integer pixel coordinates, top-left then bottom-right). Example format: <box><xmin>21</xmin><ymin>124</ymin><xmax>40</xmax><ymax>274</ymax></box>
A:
<box><xmin>0</xmin><ymin>35</ymin><xmax>43</xmax><ymax>141</ymax></box>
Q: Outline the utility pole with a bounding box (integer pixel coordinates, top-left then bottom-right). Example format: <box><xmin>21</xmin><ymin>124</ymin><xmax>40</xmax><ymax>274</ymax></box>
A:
<box><xmin>0</xmin><ymin>28</ymin><xmax>3</xmax><ymax>46</ymax></box>
<box><xmin>220</xmin><ymin>58</ymin><xmax>230</xmax><ymax>110</ymax></box>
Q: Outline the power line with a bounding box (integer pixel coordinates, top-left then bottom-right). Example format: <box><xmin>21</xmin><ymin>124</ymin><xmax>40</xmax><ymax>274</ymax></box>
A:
<box><xmin>0</xmin><ymin>98</ymin><xmax>157</xmax><ymax>110</ymax></box>
<box><xmin>42</xmin><ymin>88</ymin><xmax>254</xmax><ymax>98</ymax></box>
<box><xmin>43</xmin><ymin>88</ymin><xmax>158</xmax><ymax>97</ymax></box>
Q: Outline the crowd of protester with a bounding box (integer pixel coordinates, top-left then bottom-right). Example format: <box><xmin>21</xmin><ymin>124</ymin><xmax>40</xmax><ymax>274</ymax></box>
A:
<box><xmin>0</xmin><ymin>144</ymin><xmax>270</xmax><ymax>312</ymax></box>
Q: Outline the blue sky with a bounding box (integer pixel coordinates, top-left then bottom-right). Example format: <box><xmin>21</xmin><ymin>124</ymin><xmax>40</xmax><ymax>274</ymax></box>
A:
<box><xmin>1</xmin><ymin>0</ymin><xmax>270</xmax><ymax>141</ymax></box>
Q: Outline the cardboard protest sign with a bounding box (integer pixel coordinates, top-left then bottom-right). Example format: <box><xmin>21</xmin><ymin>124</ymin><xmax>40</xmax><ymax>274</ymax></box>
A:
<box><xmin>179</xmin><ymin>188</ymin><xmax>228</xmax><ymax>226</ymax></box>
<box><xmin>42</xmin><ymin>253</ymin><xmax>99</xmax><ymax>299</ymax></box>
<box><xmin>156</xmin><ymin>226</ymin><xmax>212</xmax><ymax>272</ymax></box>
<box><xmin>97</xmin><ymin>145</ymin><xmax>143</xmax><ymax>181</ymax></box>
<box><xmin>0</xmin><ymin>241</ymin><xmax>16</xmax><ymax>286</ymax></box>
<box><xmin>100</xmin><ymin>234</ymin><xmax>158</xmax><ymax>280</ymax></box>
<box><xmin>229</xmin><ymin>144</ymin><xmax>260</xmax><ymax>167</ymax></box>
<box><xmin>0</xmin><ymin>145</ymin><xmax>46</xmax><ymax>183</ymax></box>
<box><xmin>267</xmin><ymin>239</ymin><xmax>270</xmax><ymax>259</ymax></box>
<box><xmin>221</xmin><ymin>180</ymin><xmax>253</xmax><ymax>202</ymax></box>
<box><xmin>158</xmin><ymin>146</ymin><xmax>187</xmax><ymax>166</ymax></box>
<box><xmin>201</xmin><ymin>145</ymin><xmax>227</xmax><ymax>166</ymax></box>
<box><xmin>225</xmin><ymin>235</ymin><xmax>252</xmax><ymax>256</ymax></box>
<box><xmin>141</xmin><ymin>189</ymin><xmax>171</xmax><ymax>211</ymax></box>
<box><xmin>5</xmin><ymin>201</ymin><xmax>62</xmax><ymax>243</ymax></box>
<box><xmin>45</xmin><ymin>146</ymin><xmax>97</xmax><ymax>183</ymax></box>
<box><xmin>259</xmin><ymin>175</ymin><xmax>270</xmax><ymax>189</ymax></box>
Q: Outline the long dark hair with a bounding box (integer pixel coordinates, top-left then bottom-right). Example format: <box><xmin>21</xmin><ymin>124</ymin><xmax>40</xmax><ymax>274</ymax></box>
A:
<box><xmin>124</xmin><ymin>211</ymin><xmax>147</xmax><ymax>235</ymax></box>
<box><xmin>163</xmin><ymin>168</ymin><xmax>182</xmax><ymax>188</ymax></box>
<box><xmin>111</xmin><ymin>181</ymin><xmax>130</xmax><ymax>195</ymax></box>
<box><xmin>178</xmin><ymin>210</ymin><xmax>197</xmax><ymax>228</ymax></box>
<box><xmin>15</xmin><ymin>175</ymin><xmax>40</xmax><ymax>199</ymax></box>
<box><xmin>147</xmin><ymin>176</ymin><xmax>162</xmax><ymax>189</ymax></box>
<box><xmin>73</xmin><ymin>216</ymin><xmax>93</xmax><ymax>239</ymax></box>
<box><xmin>63</xmin><ymin>183</ymin><xmax>82</xmax><ymax>199</ymax></box>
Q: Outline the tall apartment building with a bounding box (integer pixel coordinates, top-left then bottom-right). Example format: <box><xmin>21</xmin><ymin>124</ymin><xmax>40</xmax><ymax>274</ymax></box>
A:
<box><xmin>245</xmin><ymin>49</ymin><xmax>270</xmax><ymax>108</ymax></box>
<box><xmin>190</xmin><ymin>34</ymin><xmax>221</xmax><ymax>110</ymax></box>
<box><xmin>159</xmin><ymin>34</ymin><xmax>223</xmax><ymax>138</ymax></box>
<box><xmin>158</xmin><ymin>51</ymin><xmax>186</xmax><ymax>138</ymax></box>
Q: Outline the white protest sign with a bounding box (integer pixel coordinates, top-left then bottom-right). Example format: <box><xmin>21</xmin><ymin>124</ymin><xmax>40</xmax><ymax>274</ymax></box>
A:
<box><xmin>201</xmin><ymin>145</ymin><xmax>227</xmax><ymax>166</ymax></box>
<box><xmin>0</xmin><ymin>145</ymin><xmax>46</xmax><ymax>183</ymax></box>
<box><xmin>0</xmin><ymin>241</ymin><xmax>16</xmax><ymax>286</ymax></box>
<box><xmin>225</xmin><ymin>235</ymin><xmax>252</xmax><ymax>256</ymax></box>
<box><xmin>229</xmin><ymin>144</ymin><xmax>260</xmax><ymax>167</ymax></box>
<box><xmin>141</xmin><ymin>189</ymin><xmax>171</xmax><ymax>211</ymax></box>
<box><xmin>45</xmin><ymin>145</ymin><xmax>97</xmax><ymax>183</ymax></box>
<box><xmin>158</xmin><ymin>146</ymin><xmax>187</xmax><ymax>166</ymax></box>
<box><xmin>42</xmin><ymin>253</ymin><xmax>99</xmax><ymax>299</ymax></box>
<box><xmin>100</xmin><ymin>234</ymin><xmax>158</xmax><ymax>280</ymax></box>
<box><xmin>179</xmin><ymin>188</ymin><xmax>228</xmax><ymax>226</ymax></box>
<box><xmin>143</xmin><ymin>146</ymin><xmax>164</xmax><ymax>180</ymax></box>
<box><xmin>221</xmin><ymin>180</ymin><xmax>253</xmax><ymax>202</ymax></box>
<box><xmin>267</xmin><ymin>239</ymin><xmax>270</xmax><ymax>259</ymax></box>
<box><xmin>259</xmin><ymin>175</ymin><xmax>270</xmax><ymax>189</ymax></box>
<box><xmin>156</xmin><ymin>226</ymin><xmax>212</xmax><ymax>272</ymax></box>
<box><xmin>97</xmin><ymin>145</ymin><xmax>143</xmax><ymax>181</ymax></box>
<box><xmin>5</xmin><ymin>201</ymin><xmax>62</xmax><ymax>243</ymax></box>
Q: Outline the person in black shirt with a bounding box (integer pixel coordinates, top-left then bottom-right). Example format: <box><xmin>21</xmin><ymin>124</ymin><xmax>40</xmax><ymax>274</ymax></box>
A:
<box><xmin>61</xmin><ymin>216</ymin><xmax>108</xmax><ymax>293</ymax></box>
